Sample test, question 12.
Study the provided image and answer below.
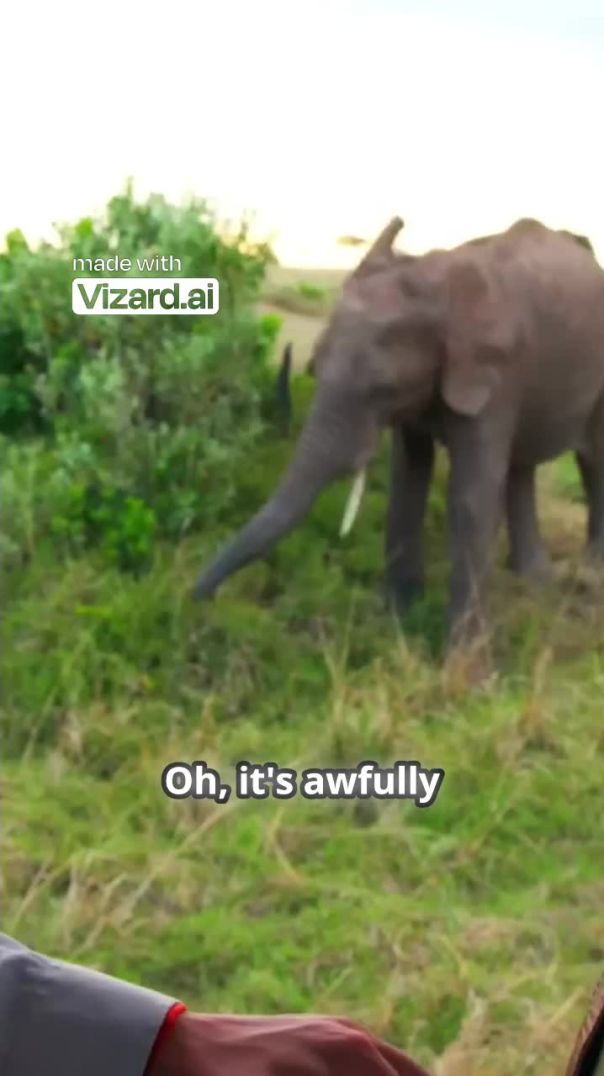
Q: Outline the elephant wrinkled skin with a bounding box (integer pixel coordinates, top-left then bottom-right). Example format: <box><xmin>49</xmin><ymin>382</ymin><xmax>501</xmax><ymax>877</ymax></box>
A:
<box><xmin>194</xmin><ymin>217</ymin><xmax>604</xmax><ymax>648</ymax></box>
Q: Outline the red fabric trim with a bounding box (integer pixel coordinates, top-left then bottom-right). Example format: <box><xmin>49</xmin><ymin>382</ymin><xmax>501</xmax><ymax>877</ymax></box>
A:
<box><xmin>144</xmin><ymin>1002</ymin><xmax>187</xmax><ymax>1074</ymax></box>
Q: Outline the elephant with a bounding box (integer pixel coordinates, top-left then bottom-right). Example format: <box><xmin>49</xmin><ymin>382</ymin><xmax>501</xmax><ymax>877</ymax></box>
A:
<box><xmin>193</xmin><ymin>217</ymin><xmax>604</xmax><ymax>649</ymax></box>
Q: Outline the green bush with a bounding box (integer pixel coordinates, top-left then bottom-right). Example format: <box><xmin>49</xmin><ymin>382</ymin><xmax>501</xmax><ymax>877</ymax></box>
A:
<box><xmin>295</xmin><ymin>282</ymin><xmax>326</xmax><ymax>301</ymax></box>
<box><xmin>0</xmin><ymin>187</ymin><xmax>282</xmax><ymax>571</ymax></box>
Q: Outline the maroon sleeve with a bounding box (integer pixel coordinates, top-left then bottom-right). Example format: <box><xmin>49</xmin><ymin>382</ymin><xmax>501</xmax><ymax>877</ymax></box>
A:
<box><xmin>144</xmin><ymin>1002</ymin><xmax>187</xmax><ymax>1074</ymax></box>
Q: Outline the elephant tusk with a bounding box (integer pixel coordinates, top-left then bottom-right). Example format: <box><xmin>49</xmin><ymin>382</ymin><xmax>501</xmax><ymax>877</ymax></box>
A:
<box><xmin>340</xmin><ymin>469</ymin><xmax>367</xmax><ymax>537</ymax></box>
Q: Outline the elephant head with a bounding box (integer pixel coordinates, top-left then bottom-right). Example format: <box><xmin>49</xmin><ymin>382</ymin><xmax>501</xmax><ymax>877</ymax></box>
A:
<box><xmin>192</xmin><ymin>217</ymin><xmax>513</xmax><ymax>600</ymax></box>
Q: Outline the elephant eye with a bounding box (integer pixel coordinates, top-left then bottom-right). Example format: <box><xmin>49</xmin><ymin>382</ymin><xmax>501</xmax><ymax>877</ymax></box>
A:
<box><xmin>368</xmin><ymin>374</ymin><xmax>397</xmax><ymax>402</ymax></box>
<box><xmin>376</xmin><ymin>321</ymin><xmax>402</xmax><ymax>348</ymax></box>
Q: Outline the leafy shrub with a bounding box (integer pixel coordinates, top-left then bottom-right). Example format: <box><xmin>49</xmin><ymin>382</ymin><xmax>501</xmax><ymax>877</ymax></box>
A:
<box><xmin>0</xmin><ymin>186</ymin><xmax>282</xmax><ymax>571</ymax></box>
<box><xmin>295</xmin><ymin>282</ymin><xmax>326</xmax><ymax>301</ymax></box>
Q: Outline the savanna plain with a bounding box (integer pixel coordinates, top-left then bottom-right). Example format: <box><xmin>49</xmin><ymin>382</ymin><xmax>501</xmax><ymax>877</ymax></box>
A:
<box><xmin>2</xmin><ymin>192</ymin><xmax>603</xmax><ymax>1075</ymax></box>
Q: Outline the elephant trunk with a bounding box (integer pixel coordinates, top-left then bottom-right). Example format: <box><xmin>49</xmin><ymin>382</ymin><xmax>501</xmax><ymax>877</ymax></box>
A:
<box><xmin>193</xmin><ymin>389</ymin><xmax>371</xmax><ymax>599</ymax></box>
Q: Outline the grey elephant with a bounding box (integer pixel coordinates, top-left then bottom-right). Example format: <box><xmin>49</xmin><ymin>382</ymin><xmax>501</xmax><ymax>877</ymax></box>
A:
<box><xmin>194</xmin><ymin>218</ymin><xmax>604</xmax><ymax>647</ymax></box>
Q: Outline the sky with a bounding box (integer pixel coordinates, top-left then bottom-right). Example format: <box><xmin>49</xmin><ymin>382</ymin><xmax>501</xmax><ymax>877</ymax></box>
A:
<box><xmin>3</xmin><ymin>1</ymin><xmax>604</xmax><ymax>266</ymax></box>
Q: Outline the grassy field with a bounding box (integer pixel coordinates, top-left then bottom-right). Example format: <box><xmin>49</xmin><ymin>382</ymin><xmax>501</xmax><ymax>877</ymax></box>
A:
<box><xmin>4</xmin><ymin>270</ymin><xmax>604</xmax><ymax>1075</ymax></box>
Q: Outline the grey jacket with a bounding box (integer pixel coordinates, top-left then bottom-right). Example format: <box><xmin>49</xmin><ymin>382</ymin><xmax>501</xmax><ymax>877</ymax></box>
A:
<box><xmin>0</xmin><ymin>933</ymin><xmax>177</xmax><ymax>1076</ymax></box>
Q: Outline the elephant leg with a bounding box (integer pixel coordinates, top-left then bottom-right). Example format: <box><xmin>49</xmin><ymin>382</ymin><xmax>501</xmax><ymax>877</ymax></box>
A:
<box><xmin>446</xmin><ymin>420</ymin><xmax>510</xmax><ymax>645</ymax></box>
<box><xmin>506</xmin><ymin>465</ymin><xmax>552</xmax><ymax>580</ymax></box>
<box><xmin>577</xmin><ymin>452</ymin><xmax>604</xmax><ymax>557</ymax></box>
<box><xmin>577</xmin><ymin>390</ymin><xmax>604</xmax><ymax>558</ymax></box>
<box><xmin>384</xmin><ymin>424</ymin><xmax>434</xmax><ymax>613</ymax></box>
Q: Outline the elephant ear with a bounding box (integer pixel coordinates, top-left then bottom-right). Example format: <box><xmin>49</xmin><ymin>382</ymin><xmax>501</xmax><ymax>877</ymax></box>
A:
<box><xmin>353</xmin><ymin>217</ymin><xmax>405</xmax><ymax>277</ymax></box>
<box><xmin>442</xmin><ymin>260</ymin><xmax>518</xmax><ymax>416</ymax></box>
